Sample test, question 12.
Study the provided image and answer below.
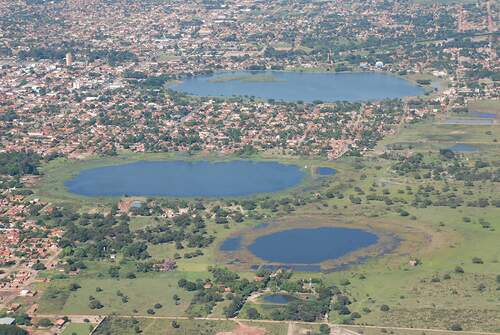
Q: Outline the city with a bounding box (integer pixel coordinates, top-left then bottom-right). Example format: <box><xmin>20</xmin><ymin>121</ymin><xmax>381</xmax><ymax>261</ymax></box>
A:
<box><xmin>0</xmin><ymin>0</ymin><xmax>498</xmax><ymax>335</ymax></box>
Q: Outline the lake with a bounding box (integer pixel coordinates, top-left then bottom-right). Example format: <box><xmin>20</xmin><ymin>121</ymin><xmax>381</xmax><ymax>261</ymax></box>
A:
<box><xmin>262</xmin><ymin>294</ymin><xmax>295</xmax><ymax>304</ymax></box>
<box><xmin>171</xmin><ymin>71</ymin><xmax>424</xmax><ymax>102</ymax></box>
<box><xmin>65</xmin><ymin>160</ymin><xmax>306</xmax><ymax>197</ymax></box>
<box><xmin>248</xmin><ymin>227</ymin><xmax>378</xmax><ymax>264</ymax></box>
<box><xmin>449</xmin><ymin>144</ymin><xmax>479</xmax><ymax>153</ymax></box>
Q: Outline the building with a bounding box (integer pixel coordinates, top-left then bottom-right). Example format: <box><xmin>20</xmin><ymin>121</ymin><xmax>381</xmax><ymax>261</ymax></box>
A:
<box><xmin>65</xmin><ymin>52</ymin><xmax>73</xmax><ymax>66</ymax></box>
<box><xmin>0</xmin><ymin>317</ymin><xmax>16</xmax><ymax>325</ymax></box>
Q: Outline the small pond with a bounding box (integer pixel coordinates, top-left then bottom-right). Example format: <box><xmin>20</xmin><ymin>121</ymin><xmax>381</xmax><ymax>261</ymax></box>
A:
<box><xmin>470</xmin><ymin>112</ymin><xmax>496</xmax><ymax>118</ymax></box>
<box><xmin>449</xmin><ymin>144</ymin><xmax>479</xmax><ymax>153</ymax></box>
<box><xmin>262</xmin><ymin>294</ymin><xmax>295</xmax><ymax>304</ymax></box>
<box><xmin>248</xmin><ymin>227</ymin><xmax>378</xmax><ymax>265</ymax></box>
<box><xmin>65</xmin><ymin>160</ymin><xmax>306</xmax><ymax>197</ymax></box>
<box><xmin>442</xmin><ymin>118</ymin><xmax>494</xmax><ymax>125</ymax></box>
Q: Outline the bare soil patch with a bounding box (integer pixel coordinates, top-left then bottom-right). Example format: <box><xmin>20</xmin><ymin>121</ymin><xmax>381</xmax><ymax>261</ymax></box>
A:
<box><xmin>217</xmin><ymin>322</ymin><xmax>267</xmax><ymax>335</ymax></box>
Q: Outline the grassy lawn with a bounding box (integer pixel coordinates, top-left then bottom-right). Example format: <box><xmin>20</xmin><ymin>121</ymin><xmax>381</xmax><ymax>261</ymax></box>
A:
<box><xmin>467</xmin><ymin>99</ymin><xmax>500</xmax><ymax>114</ymax></box>
<box><xmin>62</xmin><ymin>323</ymin><xmax>94</xmax><ymax>335</ymax></box>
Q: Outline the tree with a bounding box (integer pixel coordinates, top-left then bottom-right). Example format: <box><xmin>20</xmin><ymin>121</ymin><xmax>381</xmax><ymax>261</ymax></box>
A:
<box><xmin>380</xmin><ymin>304</ymin><xmax>390</xmax><ymax>312</ymax></box>
<box><xmin>0</xmin><ymin>325</ymin><xmax>29</xmax><ymax>335</ymax></box>
<box><xmin>37</xmin><ymin>319</ymin><xmax>52</xmax><ymax>328</ymax></box>
<box><xmin>108</xmin><ymin>266</ymin><xmax>120</xmax><ymax>278</ymax></box>
<box><xmin>0</xmin><ymin>152</ymin><xmax>41</xmax><ymax>176</ymax></box>
<box><xmin>472</xmin><ymin>257</ymin><xmax>483</xmax><ymax>264</ymax></box>
<box><xmin>320</xmin><ymin>324</ymin><xmax>330</xmax><ymax>334</ymax></box>
<box><xmin>31</xmin><ymin>262</ymin><xmax>46</xmax><ymax>271</ymax></box>
<box><xmin>88</xmin><ymin>300</ymin><xmax>103</xmax><ymax>309</ymax></box>
<box><xmin>69</xmin><ymin>283</ymin><xmax>81</xmax><ymax>291</ymax></box>
<box><xmin>246</xmin><ymin>307</ymin><xmax>261</xmax><ymax>320</ymax></box>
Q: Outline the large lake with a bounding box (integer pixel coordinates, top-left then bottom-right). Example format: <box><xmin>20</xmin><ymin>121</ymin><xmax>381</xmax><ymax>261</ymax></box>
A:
<box><xmin>248</xmin><ymin>227</ymin><xmax>378</xmax><ymax>264</ymax></box>
<box><xmin>65</xmin><ymin>160</ymin><xmax>306</xmax><ymax>197</ymax></box>
<box><xmin>171</xmin><ymin>71</ymin><xmax>424</xmax><ymax>102</ymax></box>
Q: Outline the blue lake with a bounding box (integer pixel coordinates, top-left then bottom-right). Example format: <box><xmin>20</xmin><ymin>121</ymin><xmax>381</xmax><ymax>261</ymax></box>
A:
<box><xmin>248</xmin><ymin>227</ymin><xmax>378</xmax><ymax>264</ymax></box>
<box><xmin>65</xmin><ymin>160</ymin><xmax>306</xmax><ymax>197</ymax></box>
<box><xmin>262</xmin><ymin>294</ymin><xmax>295</xmax><ymax>304</ymax></box>
<box><xmin>470</xmin><ymin>112</ymin><xmax>496</xmax><ymax>118</ymax></box>
<box><xmin>171</xmin><ymin>71</ymin><xmax>424</xmax><ymax>103</ymax></box>
<box><xmin>316</xmin><ymin>167</ymin><xmax>336</xmax><ymax>175</ymax></box>
<box><xmin>449</xmin><ymin>144</ymin><xmax>479</xmax><ymax>153</ymax></box>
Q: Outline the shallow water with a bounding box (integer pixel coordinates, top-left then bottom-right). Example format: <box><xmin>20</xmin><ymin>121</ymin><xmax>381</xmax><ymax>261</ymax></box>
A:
<box><xmin>449</xmin><ymin>144</ymin><xmax>479</xmax><ymax>153</ymax></box>
<box><xmin>220</xmin><ymin>236</ymin><xmax>242</xmax><ymax>251</ymax></box>
<box><xmin>316</xmin><ymin>167</ymin><xmax>336</xmax><ymax>175</ymax></box>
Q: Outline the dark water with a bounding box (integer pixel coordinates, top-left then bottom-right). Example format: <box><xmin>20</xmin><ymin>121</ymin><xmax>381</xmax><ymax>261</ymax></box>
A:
<box><xmin>449</xmin><ymin>144</ymin><xmax>479</xmax><ymax>153</ymax></box>
<box><xmin>442</xmin><ymin>118</ymin><xmax>493</xmax><ymax>125</ymax></box>
<box><xmin>262</xmin><ymin>294</ymin><xmax>294</xmax><ymax>304</ymax></box>
<box><xmin>470</xmin><ymin>112</ymin><xmax>496</xmax><ymax>118</ymax></box>
<box><xmin>248</xmin><ymin>227</ymin><xmax>378</xmax><ymax>264</ymax></box>
<box><xmin>171</xmin><ymin>71</ymin><xmax>424</xmax><ymax>102</ymax></box>
<box><xmin>251</xmin><ymin>264</ymin><xmax>321</xmax><ymax>272</ymax></box>
<box><xmin>65</xmin><ymin>160</ymin><xmax>305</xmax><ymax>197</ymax></box>
<box><xmin>316</xmin><ymin>167</ymin><xmax>336</xmax><ymax>175</ymax></box>
<box><xmin>220</xmin><ymin>236</ymin><xmax>242</xmax><ymax>251</ymax></box>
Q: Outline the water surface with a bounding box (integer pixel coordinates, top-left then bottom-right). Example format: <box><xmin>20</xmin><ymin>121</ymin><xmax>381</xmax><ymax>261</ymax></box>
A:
<box><xmin>316</xmin><ymin>167</ymin><xmax>336</xmax><ymax>175</ymax></box>
<box><xmin>66</xmin><ymin>160</ymin><xmax>305</xmax><ymax>197</ymax></box>
<box><xmin>248</xmin><ymin>227</ymin><xmax>378</xmax><ymax>264</ymax></box>
<box><xmin>262</xmin><ymin>294</ymin><xmax>295</xmax><ymax>304</ymax></box>
<box><xmin>449</xmin><ymin>144</ymin><xmax>479</xmax><ymax>153</ymax></box>
<box><xmin>172</xmin><ymin>71</ymin><xmax>424</xmax><ymax>102</ymax></box>
<box><xmin>442</xmin><ymin>118</ymin><xmax>494</xmax><ymax>125</ymax></box>
<box><xmin>220</xmin><ymin>237</ymin><xmax>242</xmax><ymax>251</ymax></box>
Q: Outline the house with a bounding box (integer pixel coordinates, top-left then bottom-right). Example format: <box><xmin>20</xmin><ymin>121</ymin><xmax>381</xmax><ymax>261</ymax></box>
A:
<box><xmin>9</xmin><ymin>303</ymin><xmax>21</xmax><ymax>312</ymax></box>
<box><xmin>0</xmin><ymin>317</ymin><xmax>15</xmax><ymax>325</ymax></box>
<box><xmin>54</xmin><ymin>318</ymin><xmax>67</xmax><ymax>328</ymax></box>
<box><xmin>155</xmin><ymin>259</ymin><xmax>177</xmax><ymax>272</ymax></box>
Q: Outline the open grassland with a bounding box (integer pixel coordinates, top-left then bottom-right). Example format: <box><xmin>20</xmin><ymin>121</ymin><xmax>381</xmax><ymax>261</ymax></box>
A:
<box><xmin>37</xmin><ymin>266</ymin><xmax>204</xmax><ymax>317</ymax></box>
<box><xmin>62</xmin><ymin>323</ymin><xmax>94</xmax><ymax>335</ymax></box>
<box><xmin>467</xmin><ymin>99</ymin><xmax>500</xmax><ymax>114</ymax></box>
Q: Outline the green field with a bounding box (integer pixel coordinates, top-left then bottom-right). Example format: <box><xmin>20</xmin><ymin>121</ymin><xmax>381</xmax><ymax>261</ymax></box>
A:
<box><xmin>62</xmin><ymin>323</ymin><xmax>94</xmax><ymax>335</ymax></box>
<box><xmin>38</xmin><ymin>268</ymin><xmax>204</xmax><ymax>316</ymax></box>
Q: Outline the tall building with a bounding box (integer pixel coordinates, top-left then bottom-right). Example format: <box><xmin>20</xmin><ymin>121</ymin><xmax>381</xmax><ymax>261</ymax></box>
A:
<box><xmin>65</xmin><ymin>52</ymin><xmax>73</xmax><ymax>66</ymax></box>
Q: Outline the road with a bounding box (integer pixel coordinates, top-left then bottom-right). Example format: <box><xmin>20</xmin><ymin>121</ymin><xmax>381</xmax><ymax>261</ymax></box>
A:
<box><xmin>34</xmin><ymin>314</ymin><xmax>500</xmax><ymax>335</ymax></box>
